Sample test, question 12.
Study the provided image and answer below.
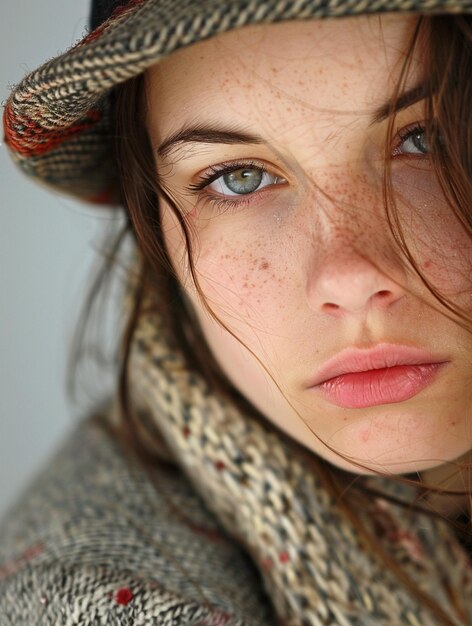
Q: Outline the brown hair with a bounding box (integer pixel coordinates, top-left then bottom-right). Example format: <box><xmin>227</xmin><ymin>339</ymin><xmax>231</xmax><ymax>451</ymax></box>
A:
<box><xmin>68</xmin><ymin>13</ymin><xmax>472</xmax><ymax>625</ymax></box>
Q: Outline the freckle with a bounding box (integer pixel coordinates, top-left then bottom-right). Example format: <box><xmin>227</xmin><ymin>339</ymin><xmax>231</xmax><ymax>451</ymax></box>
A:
<box><xmin>450</xmin><ymin>421</ymin><xmax>456</xmax><ymax>426</ymax></box>
<box><xmin>424</xmin><ymin>260</ymin><xmax>432</xmax><ymax>269</ymax></box>
<box><xmin>243</xmin><ymin>283</ymin><xmax>248</xmax><ymax>288</ymax></box>
<box><xmin>259</xmin><ymin>261</ymin><xmax>270</xmax><ymax>270</ymax></box>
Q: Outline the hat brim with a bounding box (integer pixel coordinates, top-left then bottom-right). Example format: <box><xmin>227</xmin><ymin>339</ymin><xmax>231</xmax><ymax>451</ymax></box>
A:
<box><xmin>3</xmin><ymin>0</ymin><xmax>471</xmax><ymax>205</ymax></box>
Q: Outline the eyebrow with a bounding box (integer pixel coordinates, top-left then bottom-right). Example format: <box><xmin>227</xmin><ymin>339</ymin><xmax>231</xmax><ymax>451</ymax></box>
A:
<box><xmin>156</xmin><ymin>82</ymin><xmax>427</xmax><ymax>159</ymax></box>
<box><xmin>370</xmin><ymin>82</ymin><xmax>427</xmax><ymax>125</ymax></box>
<box><xmin>156</xmin><ymin>126</ymin><xmax>265</xmax><ymax>160</ymax></box>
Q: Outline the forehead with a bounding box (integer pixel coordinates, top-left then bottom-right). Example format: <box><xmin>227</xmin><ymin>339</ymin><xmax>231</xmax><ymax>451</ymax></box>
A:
<box><xmin>145</xmin><ymin>14</ymin><xmax>420</xmax><ymax>143</ymax></box>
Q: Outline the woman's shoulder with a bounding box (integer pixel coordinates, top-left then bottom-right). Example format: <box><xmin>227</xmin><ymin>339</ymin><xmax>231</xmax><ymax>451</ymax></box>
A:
<box><xmin>0</xmin><ymin>406</ymin><xmax>274</xmax><ymax>626</ymax></box>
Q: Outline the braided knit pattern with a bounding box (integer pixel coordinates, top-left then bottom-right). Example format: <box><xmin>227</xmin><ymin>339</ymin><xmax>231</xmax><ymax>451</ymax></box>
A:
<box><xmin>3</xmin><ymin>0</ymin><xmax>472</xmax><ymax>203</ymax></box>
<box><xmin>126</xmin><ymin>292</ymin><xmax>472</xmax><ymax>626</ymax></box>
<box><xmin>0</xmin><ymin>407</ymin><xmax>278</xmax><ymax>625</ymax></box>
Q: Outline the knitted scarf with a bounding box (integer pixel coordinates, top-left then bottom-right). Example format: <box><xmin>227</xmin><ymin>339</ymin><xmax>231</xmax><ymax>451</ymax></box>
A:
<box><xmin>125</xmin><ymin>271</ymin><xmax>472</xmax><ymax>626</ymax></box>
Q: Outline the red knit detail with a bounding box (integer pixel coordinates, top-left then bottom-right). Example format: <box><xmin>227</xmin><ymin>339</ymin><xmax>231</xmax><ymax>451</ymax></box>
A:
<box><xmin>115</xmin><ymin>587</ymin><xmax>134</xmax><ymax>605</ymax></box>
<box><xmin>182</xmin><ymin>425</ymin><xmax>191</xmax><ymax>438</ymax></box>
<box><xmin>109</xmin><ymin>0</ymin><xmax>146</xmax><ymax>20</ymax></box>
<box><xmin>214</xmin><ymin>460</ymin><xmax>226</xmax><ymax>471</ymax></box>
<box><xmin>0</xmin><ymin>541</ymin><xmax>45</xmax><ymax>581</ymax></box>
<box><xmin>79</xmin><ymin>23</ymin><xmax>108</xmax><ymax>46</ymax></box>
<box><xmin>3</xmin><ymin>104</ymin><xmax>102</xmax><ymax>158</ymax></box>
<box><xmin>185</xmin><ymin>521</ymin><xmax>224</xmax><ymax>543</ymax></box>
<box><xmin>194</xmin><ymin>611</ymin><xmax>231</xmax><ymax>625</ymax></box>
<box><xmin>87</xmin><ymin>190</ymin><xmax>117</xmax><ymax>205</ymax></box>
<box><xmin>21</xmin><ymin>543</ymin><xmax>44</xmax><ymax>560</ymax></box>
<box><xmin>278</xmin><ymin>551</ymin><xmax>290</xmax><ymax>563</ymax></box>
<box><xmin>261</xmin><ymin>556</ymin><xmax>273</xmax><ymax>570</ymax></box>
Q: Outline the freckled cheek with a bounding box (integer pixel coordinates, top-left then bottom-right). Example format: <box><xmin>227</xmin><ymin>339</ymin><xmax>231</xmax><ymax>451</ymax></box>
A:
<box><xmin>196</xmin><ymin>243</ymin><xmax>288</xmax><ymax>314</ymax></box>
<box><xmin>392</xmin><ymin>167</ymin><xmax>472</xmax><ymax>295</ymax></box>
<box><xmin>160</xmin><ymin>201</ymin><xmax>303</xmax><ymax>322</ymax></box>
<box><xmin>160</xmin><ymin>213</ymin><xmax>277</xmax><ymax>304</ymax></box>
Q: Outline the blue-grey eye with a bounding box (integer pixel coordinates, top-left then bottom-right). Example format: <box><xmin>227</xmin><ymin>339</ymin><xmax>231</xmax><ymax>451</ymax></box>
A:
<box><xmin>209</xmin><ymin>167</ymin><xmax>280</xmax><ymax>196</ymax></box>
<box><xmin>399</xmin><ymin>127</ymin><xmax>429</xmax><ymax>155</ymax></box>
<box><xmin>223</xmin><ymin>168</ymin><xmax>262</xmax><ymax>194</ymax></box>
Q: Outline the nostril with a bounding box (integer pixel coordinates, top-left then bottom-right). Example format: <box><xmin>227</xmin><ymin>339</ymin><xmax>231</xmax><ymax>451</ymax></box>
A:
<box><xmin>323</xmin><ymin>302</ymin><xmax>340</xmax><ymax>311</ymax></box>
<box><xmin>376</xmin><ymin>290</ymin><xmax>391</xmax><ymax>299</ymax></box>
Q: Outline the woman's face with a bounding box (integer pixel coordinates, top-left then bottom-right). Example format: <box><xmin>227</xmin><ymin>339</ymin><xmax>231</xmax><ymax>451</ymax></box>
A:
<box><xmin>145</xmin><ymin>15</ymin><xmax>472</xmax><ymax>475</ymax></box>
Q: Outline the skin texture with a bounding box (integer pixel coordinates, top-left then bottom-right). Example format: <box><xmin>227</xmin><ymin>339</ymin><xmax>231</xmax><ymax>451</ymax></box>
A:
<box><xmin>144</xmin><ymin>15</ymin><xmax>472</xmax><ymax>477</ymax></box>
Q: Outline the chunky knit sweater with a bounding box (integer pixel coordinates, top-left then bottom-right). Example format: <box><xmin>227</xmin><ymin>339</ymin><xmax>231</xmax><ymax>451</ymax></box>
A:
<box><xmin>0</xmin><ymin>406</ymin><xmax>276</xmax><ymax>626</ymax></box>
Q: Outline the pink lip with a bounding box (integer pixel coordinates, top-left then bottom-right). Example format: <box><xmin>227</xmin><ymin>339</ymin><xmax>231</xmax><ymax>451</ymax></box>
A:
<box><xmin>307</xmin><ymin>343</ymin><xmax>450</xmax><ymax>409</ymax></box>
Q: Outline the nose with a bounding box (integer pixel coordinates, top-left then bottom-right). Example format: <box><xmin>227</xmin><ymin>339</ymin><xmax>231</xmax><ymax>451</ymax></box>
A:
<box><xmin>306</xmin><ymin>247</ymin><xmax>406</xmax><ymax>317</ymax></box>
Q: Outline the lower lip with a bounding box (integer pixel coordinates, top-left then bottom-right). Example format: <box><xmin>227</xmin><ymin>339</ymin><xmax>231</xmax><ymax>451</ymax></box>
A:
<box><xmin>312</xmin><ymin>363</ymin><xmax>448</xmax><ymax>409</ymax></box>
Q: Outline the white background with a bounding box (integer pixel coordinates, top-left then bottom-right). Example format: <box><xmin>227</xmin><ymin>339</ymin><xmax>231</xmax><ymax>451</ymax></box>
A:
<box><xmin>0</xmin><ymin>1</ymin><xmax>120</xmax><ymax>518</ymax></box>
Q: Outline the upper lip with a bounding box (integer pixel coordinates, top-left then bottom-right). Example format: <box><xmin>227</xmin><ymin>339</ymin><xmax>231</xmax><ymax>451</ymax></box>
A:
<box><xmin>307</xmin><ymin>343</ymin><xmax>450</xmax><ymax>387</ymax></box>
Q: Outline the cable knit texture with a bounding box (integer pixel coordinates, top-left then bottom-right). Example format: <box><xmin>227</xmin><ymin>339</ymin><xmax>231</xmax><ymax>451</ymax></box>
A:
<box><xmin>0</xmin><ymin>409</ymin><xmax>277</xmax><ymax>626</ymax></box>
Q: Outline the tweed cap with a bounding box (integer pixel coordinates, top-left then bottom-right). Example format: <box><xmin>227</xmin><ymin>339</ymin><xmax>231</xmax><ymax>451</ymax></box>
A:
<box><xmin>3</xmin><ymin>0</ymin><xmax>472</xmax><ymax>205</ymax></box>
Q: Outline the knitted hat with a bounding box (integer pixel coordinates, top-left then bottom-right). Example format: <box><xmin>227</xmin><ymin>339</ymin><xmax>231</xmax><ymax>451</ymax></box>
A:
<box><xmin>3</xmin><ymin>0</ymin><xmax>472</xmax><ymax>205</ymax></box>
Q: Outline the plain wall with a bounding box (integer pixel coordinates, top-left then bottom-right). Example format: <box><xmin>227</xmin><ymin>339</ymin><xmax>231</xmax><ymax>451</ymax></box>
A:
<box><xmin>0</xmin><ymin>1</ymin><xmax>119</xmax><ymax>519</ymax></box>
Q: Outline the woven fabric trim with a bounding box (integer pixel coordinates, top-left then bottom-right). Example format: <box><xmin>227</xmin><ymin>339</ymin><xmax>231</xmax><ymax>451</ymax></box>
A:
<box><xmin>4</xmin><ymin>0</ymin><xmax>472</xmax><ymax>202</ymax></box>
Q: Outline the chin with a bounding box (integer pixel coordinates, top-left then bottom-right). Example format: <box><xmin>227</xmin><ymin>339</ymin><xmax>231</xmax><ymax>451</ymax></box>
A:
<box><xmin>299</xmin><ymin>404</ymin><xmax>471</xmax><ymax>477</ymax></box>
<box><xmin>325</xmin><ymin>454</ymin><xmax>451</xmax><ymax>477</ymax></box>
<box><xmin>320</xmin><ymin>436</ymin><xmax>470</xmax><ymax>477</ymax></box>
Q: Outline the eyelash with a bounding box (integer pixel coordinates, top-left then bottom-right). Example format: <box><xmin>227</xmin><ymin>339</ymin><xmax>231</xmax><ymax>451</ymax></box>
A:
<box><xmin>393</xmin><ymin>122</ymin><xmax>428</xmax><ymax>157</ymax></box>
<box><xmin>186</xmin><ymin>159</ymin><xmax>271</xmax><ymax>212</ymax></box>
<box><xmin>185</xmin><ymin>123</ymin><xmax>429</xmax><ymax>213</ymax></box>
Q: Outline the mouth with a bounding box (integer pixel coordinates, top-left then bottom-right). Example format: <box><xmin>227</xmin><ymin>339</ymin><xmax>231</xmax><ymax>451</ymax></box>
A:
<box><xmin>306</xmin><ymin>343</ymin><xmax>450</xmax><ymax>409</ymax></box>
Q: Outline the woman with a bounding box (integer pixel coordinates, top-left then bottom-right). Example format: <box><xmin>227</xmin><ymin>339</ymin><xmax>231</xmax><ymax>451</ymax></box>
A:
<box><xmin>1</xmin><ymin>0</ymin><xmax>471</xmax><ymax>624</ymax></box>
